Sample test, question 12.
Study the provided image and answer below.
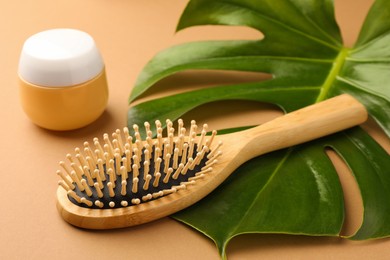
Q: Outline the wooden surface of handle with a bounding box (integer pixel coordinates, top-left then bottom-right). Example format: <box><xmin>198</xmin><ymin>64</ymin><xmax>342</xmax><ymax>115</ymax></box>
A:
<box><xmin>238</xmin><ymin>94</ymin><xmax>368</xmax><ymax>159</ymax></box>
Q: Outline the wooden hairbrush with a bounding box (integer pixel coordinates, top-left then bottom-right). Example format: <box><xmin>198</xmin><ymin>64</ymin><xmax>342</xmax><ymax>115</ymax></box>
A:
<box><xmin>56</xmin><ymin>94</ymin><xmax>367</xmax><ymax>229</ymax></box>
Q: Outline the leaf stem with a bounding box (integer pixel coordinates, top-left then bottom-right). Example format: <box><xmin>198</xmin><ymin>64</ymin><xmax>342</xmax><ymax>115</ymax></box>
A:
<box><xmin>316</xmin><ymin>47</ymin><xmax>350</xmax><ymax>102</ymax></box>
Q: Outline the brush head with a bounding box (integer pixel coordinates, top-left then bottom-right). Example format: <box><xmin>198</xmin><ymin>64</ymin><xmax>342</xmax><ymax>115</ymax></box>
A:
<box><xmin>57</xmin><ymin>119</ymin><xmax>222</xmax><ymax>214</ymax></box>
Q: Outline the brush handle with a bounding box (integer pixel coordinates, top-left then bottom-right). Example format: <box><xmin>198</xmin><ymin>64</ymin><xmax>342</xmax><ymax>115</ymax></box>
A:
<box><xmin>238</xmin><ymin>94</ymin><xmax>368</xmax><ymax>159</ymax></box>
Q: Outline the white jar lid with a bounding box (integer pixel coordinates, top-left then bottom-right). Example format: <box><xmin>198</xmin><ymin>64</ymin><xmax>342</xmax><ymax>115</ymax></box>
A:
<box><xmin>18</xmin><ymin>28</ymin><xmax>104</xmax><ymax>87</ymax></box>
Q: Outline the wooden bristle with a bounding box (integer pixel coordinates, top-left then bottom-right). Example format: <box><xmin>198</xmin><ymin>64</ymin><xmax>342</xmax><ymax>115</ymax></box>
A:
<box><xmin>95</xmin><ymin>200</ymin><xmax>104</xmax><ymax>208</ymax></box>
<box><xmin>70</xmin><ymin>171</ymin><xmax>84</xmax><ymax>191</ymax></box>
<box><xmin>94</xmin><ymin>183</ymin><xmax>104</xmax><ymax>198</ymax></box>
<box><xmin>57</xmin><ymin>170</ymin><xmax>75</xmax><ymax>190</ymax></box>
<box><xmin>66</xmin><ymin>154</ymin><xmax>74</xmax><ymax>164</ymax></box>
<box><xmin>132</xmin><ymin>177</ymin><xmax>139</xmax><ymax>193</ymax></box>
<box><xmin>143</xmin><ymin>174</ymin><xmax>152</xmax><ymax>190</ymax></box>
<box><xmin>181</xmin><ymin>143</ymin><xmax>188</xmax><ymax>164</ymax></box>
<box><xmin>57</xmin><ymin>119</ymin><xmax>223</xmax><ymax>209</ymax></box>
<box><xmin>132</xmin><ymin>198</ymin><xmax>141</xmax><ymax>205</ymax></box>
<box><xmin>153</xmin><ymin>172</ymin><xmax>161</xmax><ymax>187</ymax></box>
<box><xmin>197</xmin><ymin>124</ymin><xmax>208</xmax><ymax>152</ymax></box>
<box><xmin>207</xmin><ymin>141</ymin><xmax>222</xmax><ymax>159</ymax></box>
<box><xmin>172</xmin><ymin>164</ymin><xmax>184</xmax><ymax>180</ymax></box>
<box><xmin>81</xmin><ymin>179</ymin><xmax>93</xmax><ymax>197</ymax></box>
<box><xmin>58</xmin><ymin>180</ymin><xmax>70</xmax><ymax>191</ymax></box>
<box><xmin>68</xmin><ymin>190</ymin><xmax>81</xmax><ymax>203</ymax></box>
<box><xmin>202</xmin><ymin>159</ymin><xmax>218</xmax><ymax>170</ymax></box>
<box><xmin>121</xmin><ymin>180</ymin><xmax>127</xmax><ymax>196</ymax></box>
<box><xmin>107</xmin><ymin>182</ymin><xmax>115</xmax><ymax>197</ymax></box>
<box><xmin>163</xmin><ymin>168</ymin><xmax>174</xmax><ymax>184</ymax></box>
<box><xmin>181</xmin><ymin>158</ymin><xmax>193</xmax><ymax>175</ymax></box>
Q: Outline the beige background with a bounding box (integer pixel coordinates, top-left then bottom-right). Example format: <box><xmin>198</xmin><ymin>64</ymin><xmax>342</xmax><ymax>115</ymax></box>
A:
<box><xmin>1</xmin><ymin>0</ymin><xmax>390</xmax><ymax>259</ymax></box>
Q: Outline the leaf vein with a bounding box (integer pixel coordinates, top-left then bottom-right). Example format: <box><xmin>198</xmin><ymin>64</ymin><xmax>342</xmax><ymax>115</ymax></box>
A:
<box><xmin>284</xmin><ymin>0</ymin><xmax>342</xmax><ymax>46</ymax></box>
<box><xmin>336</xmin><ymin>76</ymin><xmax>389</xmax><ymax>100</ymax></box>
<box><xmin>228</xmin><ymin>148</ymin><xmax>293</xmax><ymax>236</ymax></box>
<box><xmin>346</xmin><ymin>57</ymin><xmax>390</xmax><ymax>63</ymax></box>
<box><xmin>352</xmin><ymin>30</ymin><xmax>390</xmax><ymax>53</ymax></box>
<box><xmin>217</xmin><ymin>0</ymin><xmax>340</xmax><ymax>51</ymax></box>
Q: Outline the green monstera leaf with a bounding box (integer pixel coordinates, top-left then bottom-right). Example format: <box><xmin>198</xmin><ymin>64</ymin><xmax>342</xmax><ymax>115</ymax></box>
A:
<box><xmin>128</xmin><ymin>0</ymin><xmax>390</xmax><ymax>258</ymax></box>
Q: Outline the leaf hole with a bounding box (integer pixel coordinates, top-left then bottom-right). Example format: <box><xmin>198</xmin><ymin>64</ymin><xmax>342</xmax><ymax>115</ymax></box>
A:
<box><xmin>325</xmin><ymin>148</ymin><xmax>363</xmax><ymax>237</ymax></box>
<box><xmin>360</xmin><ymin>117</ymin><xmax>390</xmax><ymax>154</ymax></box>
<box><xmin>132</xmin><ymin>70</ymin><xmax>271</xmax><ymax>105</ymax></box>
<box><xmin>176</xmin><ymin>25</ymin><xmax>263</xmax><ymax>41</ymax></box>
<box><xmin>180</xmin><ymin>99</ymin><xmax>283</xmax><ymax>131</ymax></box>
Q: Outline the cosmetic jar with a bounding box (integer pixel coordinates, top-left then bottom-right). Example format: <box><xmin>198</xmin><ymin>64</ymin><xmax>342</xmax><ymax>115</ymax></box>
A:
<box><xmin>18</xmin><ymin>28</ymin><xmax>109</xmax><ymax>130</ymax></box>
